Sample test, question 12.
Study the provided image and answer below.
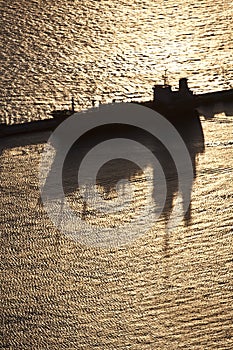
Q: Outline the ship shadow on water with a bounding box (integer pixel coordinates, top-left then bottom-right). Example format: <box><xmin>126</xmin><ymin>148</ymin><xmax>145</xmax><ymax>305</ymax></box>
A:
<box><xmin>60</xmin><ymin>111</ymin><xmax>205</xmax><ymax>235</ymax></box>
<box><xmin>0</xmin><ymin>108</ymin><xmax>206</xmax><ymax>246</ymax></box>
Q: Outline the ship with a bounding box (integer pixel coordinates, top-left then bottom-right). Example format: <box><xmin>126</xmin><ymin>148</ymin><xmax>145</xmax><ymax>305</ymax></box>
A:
<box><xmin>0</xmin><ymin>79</ymin><xmax>232</xmax><ymax>137</ymax></box>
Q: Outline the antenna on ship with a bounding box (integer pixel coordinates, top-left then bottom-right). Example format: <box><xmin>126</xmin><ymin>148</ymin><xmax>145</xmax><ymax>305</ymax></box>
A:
<box><xmin>162</xmin><ymin>69</ymin><xmax>169</xmax><ymax>86</ymax></box>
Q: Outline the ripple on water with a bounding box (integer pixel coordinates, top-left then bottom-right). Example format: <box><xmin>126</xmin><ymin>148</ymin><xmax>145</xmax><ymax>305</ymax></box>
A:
<box><xmin>0</xmin><ymin>0</ymin><xmax>232</xmax><ymax>122</ymax></box>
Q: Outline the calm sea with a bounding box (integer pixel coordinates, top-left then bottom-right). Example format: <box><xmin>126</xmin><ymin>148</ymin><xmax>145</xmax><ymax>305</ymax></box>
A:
<box><xmin>1</xmin><ymin>0</ymin><xmax>233</xmax><ymax>349</ymax></box>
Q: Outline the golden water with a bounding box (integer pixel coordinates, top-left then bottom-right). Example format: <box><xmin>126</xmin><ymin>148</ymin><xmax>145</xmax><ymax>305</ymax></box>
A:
<box><xmin>1</xmin><ymin>0</ymin><xmax>233</xmax><ymax>348</ymax></box>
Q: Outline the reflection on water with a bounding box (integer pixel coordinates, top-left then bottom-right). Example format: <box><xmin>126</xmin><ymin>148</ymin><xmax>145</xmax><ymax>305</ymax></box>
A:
<box><xmin>1</xmin><ymin>69</ymin><xmax>232</xmax><ymax>350</ymax></box>
<box><xmin>0</xmin><ymin>109</ymin><xmax>205</xmax><ymax>244</ymax></box>
<box><xmin>1</xmin><ymin>114</ymin><xmax>232</xmax><ymax>349</ymax></box>
<box><xmin>54</xmin><ymin>111</ymin><xmax>204</xmax><ymax>233</ymax></box>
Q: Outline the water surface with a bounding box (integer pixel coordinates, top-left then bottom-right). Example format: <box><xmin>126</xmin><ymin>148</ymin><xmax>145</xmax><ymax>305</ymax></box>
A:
<box><xmin>1</xmin><ymin>0</ymin><xmax>233</xmax><ymax>348</ymax></box>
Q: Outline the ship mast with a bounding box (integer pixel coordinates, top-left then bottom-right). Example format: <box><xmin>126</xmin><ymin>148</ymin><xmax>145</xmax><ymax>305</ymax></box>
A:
<box><xmin>162</xmin><ymin>69</ymin><xmax>169</xmax><ymax>86</ymax></box>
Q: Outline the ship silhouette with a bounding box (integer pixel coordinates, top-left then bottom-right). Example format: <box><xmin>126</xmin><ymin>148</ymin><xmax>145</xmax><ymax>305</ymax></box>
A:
<box><xmin>0</xmin><ymin>78</ymin><xmax>232</xmax><ymax>137</ymax></box>
<box><xmin>2</xmin><ymin>77</ymin><xmax>232</xmax><ymax>227</ymax></box>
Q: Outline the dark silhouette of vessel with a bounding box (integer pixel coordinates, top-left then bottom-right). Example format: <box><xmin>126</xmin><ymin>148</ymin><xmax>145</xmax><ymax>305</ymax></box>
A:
<box><xmin>0</xmin><ymin>78</ymin><xmax>232</xmax><ymax>137</ymax></box>
<box><xmin>0</xmin><ymin>78</ymin><xmax>211</xmax><ymax>227</ymax></box>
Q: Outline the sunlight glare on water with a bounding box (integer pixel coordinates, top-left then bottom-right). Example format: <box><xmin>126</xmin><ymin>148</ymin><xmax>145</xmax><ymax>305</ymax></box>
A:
<box><xmin>0</xmin><ymin>0</ymin><xmax>233</xmax><ymax>348</ymax></box>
